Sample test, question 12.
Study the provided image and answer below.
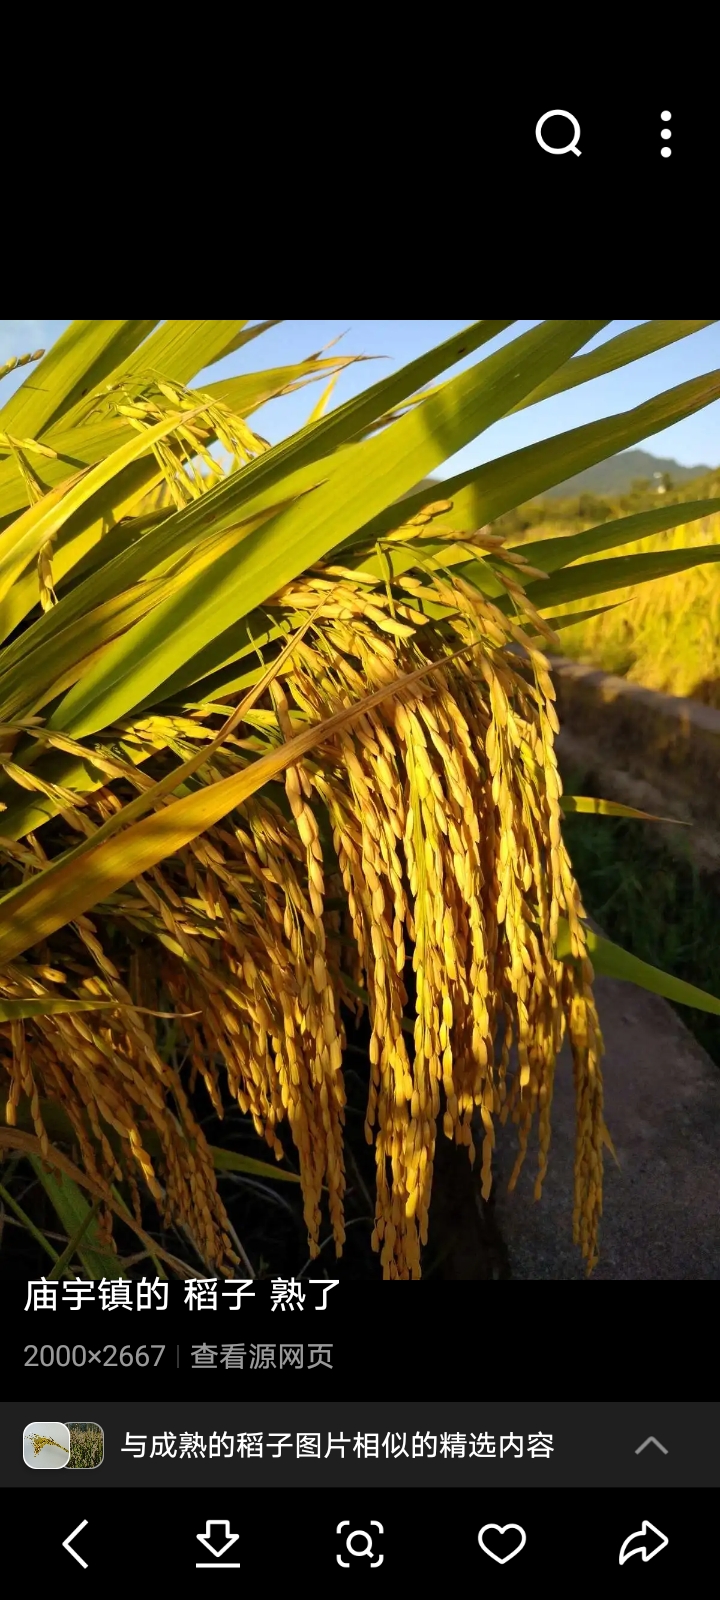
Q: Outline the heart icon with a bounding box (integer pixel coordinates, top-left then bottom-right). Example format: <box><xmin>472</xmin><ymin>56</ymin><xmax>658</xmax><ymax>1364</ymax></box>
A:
<box><xmin>477</xmin><ymin>1523</ymin><xmax>527</xmax><ymax>1564</ymax></box>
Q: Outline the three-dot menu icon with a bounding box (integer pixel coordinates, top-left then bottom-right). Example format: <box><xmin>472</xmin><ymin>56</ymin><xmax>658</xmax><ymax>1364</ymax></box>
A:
<box><xmin>661</xmin><ymin>110</ymin><xmax>671</xmax><ymax>157</ymax></box>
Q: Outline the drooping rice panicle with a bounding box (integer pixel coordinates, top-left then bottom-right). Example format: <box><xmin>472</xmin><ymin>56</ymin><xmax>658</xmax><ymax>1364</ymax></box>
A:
<box><xmin>0</xmin><ymin>521</ymin><xmax>604</xmax><ymax>1277</ymax></box>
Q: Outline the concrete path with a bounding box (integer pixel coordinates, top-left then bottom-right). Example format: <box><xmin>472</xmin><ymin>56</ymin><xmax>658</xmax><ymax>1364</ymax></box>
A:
<box><xmin>491</xmin><ymin>974</ymin><xmax>720</xmax><ymax>1279</ymax></box>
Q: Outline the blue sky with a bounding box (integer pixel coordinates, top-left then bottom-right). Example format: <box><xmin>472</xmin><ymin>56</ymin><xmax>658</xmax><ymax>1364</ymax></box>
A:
<box><xmin>1</xmin><ymin>319</ymin><xmax>718</xmax><ymax>475</ymax></box>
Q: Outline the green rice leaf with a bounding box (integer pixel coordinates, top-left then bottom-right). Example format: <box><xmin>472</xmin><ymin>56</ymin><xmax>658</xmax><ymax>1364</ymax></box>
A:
<box><xmin>209</xmin><ymin>1147</ymin><xmax>301</xmax><ymax>1182</ymax></box>
<box><xmin>0</xmin><ymin>321</ymin><xmax>158</xmax><ymax>438</ymax></box>
<box><xmin>350</xmin><ymin>367</ymin><xmax>720</xmax><ymax>550</ymax></box>
<box><xmin>557</xmin><ymin>921</ymin><xmax>720</xmax><ymax>1015</ymax></box>
<box><xmin>517</xmin><ymin>545</ymin><xmax>720</xmax><ymax>611</ymax></box>
<box><xmin>511</xmin><ymin>319</ymin><xmax>717</xmax><ymax>413</ymax></box>
<box><xmin>28</xmin><ymin>1159</ymin><xmax>123</xmax><ymax>1279</ymax></box>
<box><xmin>514</xmin><ymin>499</ymin><xmax>720</xmax><ymax>575</ymax></box>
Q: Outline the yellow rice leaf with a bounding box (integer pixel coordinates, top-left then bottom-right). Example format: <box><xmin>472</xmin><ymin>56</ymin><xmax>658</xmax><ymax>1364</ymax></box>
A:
<box><xmin>560</xmin><ymin>795</ymin><xmax>690</xmax><ymax>825</ymax></box>
<box><xmin>0</xmin><ymin>997</ymin><xmax>196</xmax><ymax>1020</ymax></box>
<box><xmin>306</xmin><ymin>370</ymin><xmax>340</xmax><ymax>423</ymax></box>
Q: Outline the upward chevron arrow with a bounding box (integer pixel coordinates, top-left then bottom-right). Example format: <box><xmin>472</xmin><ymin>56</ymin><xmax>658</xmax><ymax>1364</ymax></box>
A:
<box><xmin>635</xmin><ymin>1436</ymin><xmax>668</xmax><ymax>1455</ymax></box>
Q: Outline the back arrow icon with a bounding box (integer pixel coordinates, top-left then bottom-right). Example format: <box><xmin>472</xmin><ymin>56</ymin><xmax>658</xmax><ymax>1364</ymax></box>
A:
<box><xmin>619</xmin><ymin>1521</ymin><xmax>668</xmax><ymax>1565</ymax></box>
<box><xmin>63</xmin><ymin>1520</ymin><xmax>89</xmax><ymax>1570</ymax></box>
<box><xmin>196</xmin><ymin>1521</ymin><xmax>240</xmax><ymax>1560</ymax></box>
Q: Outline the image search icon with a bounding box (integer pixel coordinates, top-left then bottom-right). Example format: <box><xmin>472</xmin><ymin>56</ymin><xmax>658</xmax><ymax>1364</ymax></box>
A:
<box><xmin>536</xmin><ymin>110</ymin><xmax>582</xmax><ymax>156</ymax></box>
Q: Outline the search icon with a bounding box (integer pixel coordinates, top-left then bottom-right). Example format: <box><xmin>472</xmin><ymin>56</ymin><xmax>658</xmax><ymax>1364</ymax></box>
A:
<box><xmin>336</xmin><ymin>1521</ymin><xmax>384</xmax><ymax>1568</ymax></box>
<box><xmin>535</xmin><ymin>109</ymin><xmax>581</xmax><ymax>156</ymax></box>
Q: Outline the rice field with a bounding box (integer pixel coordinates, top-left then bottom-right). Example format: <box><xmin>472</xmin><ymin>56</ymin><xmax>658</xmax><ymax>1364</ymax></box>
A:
<box><xmin>509</xmin><ymin>476</ymin><xmax>720</xmax><ymax>1078</ymax></box>
<box><xmin>67</xmin><ymin>1422</ymin><xmax>104</xmax><ymax>1469</ymax></box>
<box><xmin>505</xmin><ymin>474</ymin><xmax>720</xmax><ymax>703</ymax></box>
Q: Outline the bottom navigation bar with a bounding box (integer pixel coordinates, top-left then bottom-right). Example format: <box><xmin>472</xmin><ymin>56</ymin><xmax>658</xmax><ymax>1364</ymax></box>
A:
<box><xmin>8</xmin><ymin>1489</ymin><xmax>695</xmax><ymax>1584</ymax></box>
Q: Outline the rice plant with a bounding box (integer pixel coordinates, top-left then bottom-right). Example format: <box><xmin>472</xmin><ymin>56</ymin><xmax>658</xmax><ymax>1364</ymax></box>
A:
<box><xmin>67</xmin><ymin>1422</ymin><xmax>103</xmax><ymax>1468</ymax></box>
<box><xmin>25</xmin><ymin>1431</ymin><xmax>68</xmax><ymax>1457</ymax></box>
<box><xmin>1</xmin><ymin>319</ymin><xmax>719</xmax><ymax>1280</ymax></box>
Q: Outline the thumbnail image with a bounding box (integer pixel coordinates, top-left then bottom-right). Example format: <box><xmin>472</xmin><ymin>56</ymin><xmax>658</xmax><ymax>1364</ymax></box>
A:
<box><xmin>66</xmin><ymin>1421</ymin><xmax>104</xmax><ymax>1469</ymax></box>
<box><xmin>24</xmin><ymin>1422</ymin><xmax>70</xmax><ymax>1470</ymax></box>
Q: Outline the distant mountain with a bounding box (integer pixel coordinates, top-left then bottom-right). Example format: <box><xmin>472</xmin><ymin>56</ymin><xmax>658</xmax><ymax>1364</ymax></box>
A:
<box><xmin>402</xmin><ymin>452</ymin><xmax>716</xmax><ymax>513</ymax></box>
<box><xmin>543</xmin><ymin>449</ymin><xmax>713</xmax><ymax>499</ymax></box>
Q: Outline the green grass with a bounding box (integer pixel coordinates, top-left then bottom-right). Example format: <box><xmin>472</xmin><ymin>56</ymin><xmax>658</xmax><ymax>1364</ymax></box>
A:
<box><xmin>562</xmin><ymin>806</ymin><xmax>720</xmax><ymax>1066</ymax></box>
